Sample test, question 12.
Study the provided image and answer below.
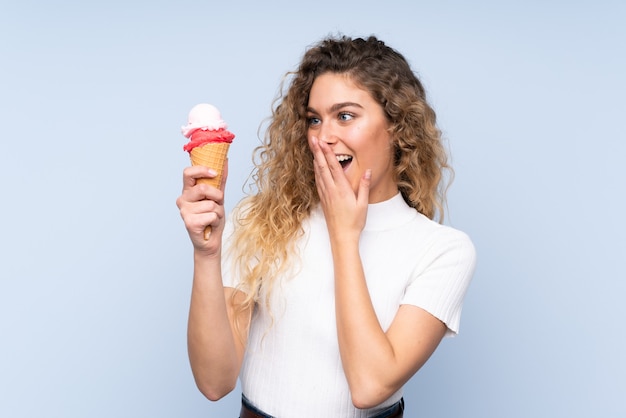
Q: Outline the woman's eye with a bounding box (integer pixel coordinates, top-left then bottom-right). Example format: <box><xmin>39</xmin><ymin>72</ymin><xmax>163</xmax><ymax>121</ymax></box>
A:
<box><xmin>339</xmin><ymin>112</ymin><xmax>354</xmax><ymax>121</ymax></box>
<box><xmin>307</xmin><ymin>116</ymin><xmax>321</xmax><ymax>126</ymax></box>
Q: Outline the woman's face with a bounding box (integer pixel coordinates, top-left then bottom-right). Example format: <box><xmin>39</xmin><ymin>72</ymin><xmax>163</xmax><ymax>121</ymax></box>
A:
<box><xmin>306</xmin><ymin>72</ymin><xmax>398</xmax><ymax>203</ymax></box>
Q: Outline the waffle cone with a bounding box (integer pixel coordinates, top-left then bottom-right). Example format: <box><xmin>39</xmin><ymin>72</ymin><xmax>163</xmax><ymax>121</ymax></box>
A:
<box><xmin>188</xmin><ymin>142</ymin><xmax>230</xmax><ymax>239</ymax></box>
<box><xmin>189</xmin><ymin>142</ymin><xmax>230</xmax><ymax>188</ymax></box>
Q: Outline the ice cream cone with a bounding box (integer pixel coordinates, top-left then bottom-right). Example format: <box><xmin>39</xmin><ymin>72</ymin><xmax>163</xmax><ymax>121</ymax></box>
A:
<box><xmin>182</xmin><ymin>103</ymin><xmax>234</xmax><ymax>240</ymax></box>
<box><xmin>189</xmin><ymin>142</ymin><xmax>230</xmax><ymax>239</ymax></box>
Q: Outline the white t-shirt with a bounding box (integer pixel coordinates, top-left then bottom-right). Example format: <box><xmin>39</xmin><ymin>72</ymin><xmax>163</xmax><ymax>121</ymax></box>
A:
<box><xmin>222</xmin><ymin>193</ymin><xmax>476</xmax><ymax>417</ymax></box>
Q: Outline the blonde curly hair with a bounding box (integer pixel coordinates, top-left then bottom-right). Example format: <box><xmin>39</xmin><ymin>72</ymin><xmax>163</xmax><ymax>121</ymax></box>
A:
<box><xmin>228</xmin><ymin>35</ymin><xmax>452</xmax><ymax>315</ymax></box>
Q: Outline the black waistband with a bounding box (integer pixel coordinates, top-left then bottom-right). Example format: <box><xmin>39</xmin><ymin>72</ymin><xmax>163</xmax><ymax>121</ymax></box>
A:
<box><xmin>240</xmin><ymin>395</ymin><xmax>404</xmax><ymax>418</ymax></box>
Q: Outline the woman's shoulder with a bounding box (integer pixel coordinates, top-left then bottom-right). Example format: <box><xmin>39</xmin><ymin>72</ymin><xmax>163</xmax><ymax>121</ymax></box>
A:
<box><xmin>411</xmin><ymin>212</ymin><xmax>476</xmax><ymax>258</ymax></box>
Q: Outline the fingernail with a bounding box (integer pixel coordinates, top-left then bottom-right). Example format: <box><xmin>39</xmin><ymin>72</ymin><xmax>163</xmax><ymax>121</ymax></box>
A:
<box><xmin>208</xmin><ymin>169</ymin><xmax>217</xmax><ymax>176</ymax></box>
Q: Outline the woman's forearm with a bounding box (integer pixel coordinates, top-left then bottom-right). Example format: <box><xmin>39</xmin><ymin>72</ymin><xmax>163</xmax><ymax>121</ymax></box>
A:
<box><xmin>332</xmin><ymin>238</ymin><xmax>398</xmax><ymax>408</ymax></box>
<box><xmin>187</xmin><ymin>250</ymin><xmax>245</xmax><ymax>401</ymax></box>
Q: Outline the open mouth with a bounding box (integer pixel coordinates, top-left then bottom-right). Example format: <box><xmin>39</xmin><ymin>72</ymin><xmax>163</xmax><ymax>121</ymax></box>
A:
<box><xmin>336</xmin><ymin>154</ymin><xmax>353</xmax><ymax>169</ymax></box>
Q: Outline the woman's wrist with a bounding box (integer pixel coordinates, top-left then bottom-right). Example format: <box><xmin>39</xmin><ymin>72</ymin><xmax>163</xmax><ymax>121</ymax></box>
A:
<box><xmin>193</xmin><ymin>247</ymin><xmax>221</xmax><ymax>264</ymax></box>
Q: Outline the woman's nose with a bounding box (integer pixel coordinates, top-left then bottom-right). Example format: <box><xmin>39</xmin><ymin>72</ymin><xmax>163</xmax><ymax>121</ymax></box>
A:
<box><xmin>319</xmin><ymin>123</ymin><xmax>337</xmax><ymax>144</ymax></box>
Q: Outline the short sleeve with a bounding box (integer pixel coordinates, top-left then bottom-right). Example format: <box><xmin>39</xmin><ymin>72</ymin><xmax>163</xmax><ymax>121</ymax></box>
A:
<box><xmin>400</xmin><ymin>227</ymin><xmax>476</xmax><ymax>336</ymax></box>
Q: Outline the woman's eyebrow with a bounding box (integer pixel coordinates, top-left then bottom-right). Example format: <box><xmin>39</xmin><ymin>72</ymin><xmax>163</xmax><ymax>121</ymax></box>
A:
<box><xmin>306</xmin><ymin>102</ymin><xmax>364</xmax><ymax>113</ymax></box>
<box><xmin>330</xmin><ymin>102</ymin><xmax>363</xmax><ymax>112</ymax></box>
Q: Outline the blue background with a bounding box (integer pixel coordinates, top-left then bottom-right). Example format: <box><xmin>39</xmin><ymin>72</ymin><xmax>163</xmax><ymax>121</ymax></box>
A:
<box><xmin>1</xmin><ymin>1</ymin><xmax>624</xmax><ymax>416</ymax></box>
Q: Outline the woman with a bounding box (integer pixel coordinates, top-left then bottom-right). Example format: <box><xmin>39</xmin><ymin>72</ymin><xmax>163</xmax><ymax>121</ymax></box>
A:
<box><xmin>177</xmin><ymin>35</ymin><xmax>476</xmax><ymax>418</ymax></box>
